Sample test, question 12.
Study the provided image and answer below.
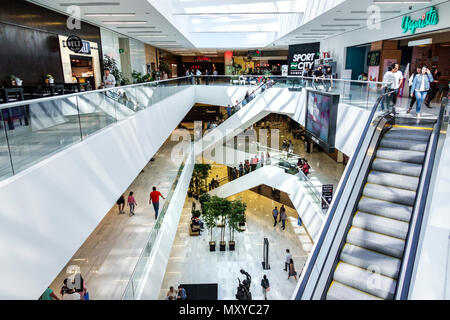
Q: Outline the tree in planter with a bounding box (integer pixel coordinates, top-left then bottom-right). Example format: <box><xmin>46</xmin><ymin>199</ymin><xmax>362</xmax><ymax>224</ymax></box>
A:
<box><xmin>203</xmin><ymin>196</ymin><xmax>232</xmax><ymax>251</ymax></box>
<box><xmin>203</xmin><ymin>198</ymin><xmax>220</xmax><ymax>251</ymax></box>
<box><xmin>199</xmin><ymin>193</ymin><xmax>210</xmax><ymax>215</ymax></box>
<box><xmin>192</xmin><ymin>164</ymin><xmax>211</xmax><ymax>194</ymax></box>
<box><xmin>159</xmin><ymin>60</ymin><xmax>171</xmax><ymax>78</ymax></box>
<box><xmin>228</xmin><ymin>199</ymin><xmax>246</xmax><ymax>250</ymax></box>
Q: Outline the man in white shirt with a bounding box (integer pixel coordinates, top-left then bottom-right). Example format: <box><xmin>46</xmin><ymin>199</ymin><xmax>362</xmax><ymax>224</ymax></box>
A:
<box><xmin>392</xmin><ymin>63</ymin><xmax>403</xmax><ymax>106</ymax></box>
<box><xmin>284</xmin><ymin>249</ymin><xmax>292</xmax><ymax>271</ymax></box>
<box><xmin>102</xmin><ymin>68</ymin><xmax>116</xmax><ymax>88</ymax></box>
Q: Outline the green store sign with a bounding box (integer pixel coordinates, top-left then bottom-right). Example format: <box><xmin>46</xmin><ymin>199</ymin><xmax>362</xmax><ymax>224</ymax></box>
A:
<box><xmin>401</xmin><ymin>7</ymin><xmax>439</xmax><ymax>34</ymax></box>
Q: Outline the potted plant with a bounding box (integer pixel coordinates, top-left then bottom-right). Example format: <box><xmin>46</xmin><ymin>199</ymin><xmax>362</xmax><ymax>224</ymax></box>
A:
<box><xmin>228</xmin><ymin>199</ymin><xmax>246</xmax><ymax>251</ymax></box>
<box><xmin>45</xmin><ymin>74</ymin><xmax>54</xmax><ymax>84</ymax></box>
<box><xmin>203</xmin><ymin>200</ymin><xmax>218</xmax><ymax>252</ymax></box>
<box><xmin>205</xmin><ymin>196</ymin><xmax>232</xmax><ymax>252</ymax></box>
<box><xmin>199</xmin><ymin>193</ymin><xmax>210</xmax><ymax>215</ymax></box>
<box><xmin>103</xmin><ymin>54</ymin><xmax>123</xmax><ymax>86</ymax></box>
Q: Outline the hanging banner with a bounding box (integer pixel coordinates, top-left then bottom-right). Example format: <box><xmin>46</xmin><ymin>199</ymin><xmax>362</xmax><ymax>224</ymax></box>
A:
<box><xmin>287</xmin><ymin>42</ymin><xmax>320</xmax><ymax>76</ymax></box>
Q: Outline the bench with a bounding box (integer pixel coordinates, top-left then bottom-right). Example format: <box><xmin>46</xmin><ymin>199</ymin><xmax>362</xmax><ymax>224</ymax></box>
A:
<box><xmin>189</xmin><ymin>224</ymin><xmax>200</xmax><ymax>236</ymax></box>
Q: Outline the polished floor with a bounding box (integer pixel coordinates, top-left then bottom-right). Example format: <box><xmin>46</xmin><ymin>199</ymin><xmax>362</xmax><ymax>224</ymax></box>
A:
<box><xmin>48</xmin><ymin>138</ymin><xmax>183</xmax><ymax>300</ymax></box>
<box><xmin>158</xmin><ymin>190</ymin><xmax>313</xmax><ymax>300</ymax></box>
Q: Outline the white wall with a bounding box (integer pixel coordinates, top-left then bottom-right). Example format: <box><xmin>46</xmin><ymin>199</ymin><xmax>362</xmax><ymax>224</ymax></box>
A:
<box><xmin>0</xmin><ymin>87</ymin><xmax>195</xmax><ymax>299</ymax></box>
<box><xmin>321</xmin><ymin>1</ymin><xmax>450</xmax><ymax>76</ymax></box>
<box><xmin>129</xmin><ymin>39</ymin><xmax>147</xmax><ymax>75</ymax></box>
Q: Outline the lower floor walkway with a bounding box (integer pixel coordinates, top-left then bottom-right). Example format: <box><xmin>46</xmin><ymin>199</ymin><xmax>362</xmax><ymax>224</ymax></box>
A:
<box><xmin>158</xmin><ymin>189</ymin><xmax>313</xmax><ymax>300</ymax></box>
<box><xmin>49</xmin><ymin>137</ymin><xmax>183</xmax><ymax>300</ymax></box>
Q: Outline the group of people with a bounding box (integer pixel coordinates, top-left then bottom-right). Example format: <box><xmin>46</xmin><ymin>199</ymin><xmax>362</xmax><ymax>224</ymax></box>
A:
<box><xmin>40</xmin><ymin>273</ymin><xmax>89</xmax><ymax>300</ymax></box>
<box><xmin>297</xmin><ymin>158</ymin><xmax>311</xmax><ymax>176</ymax></box>
<box><xmin>301</xmin><ymin>65</ymin><xmax>334</xmax><ymax>92</ymax></box>
<box><xmin>272</xmin><ymin>205</ymin><xmax>288</xmax><ymax>230</ymax></box>
<box><xmin>383</xmin><ymin>63</ymin><xmax>440</xmax><ymax>119</ymax></box>
<box><xmin>116</xmin><ymin>187</ymin><xmax>165</xmax><ymax>219</ymax></box>
<box><xmin>281</xmin><ymin>140</ymin><xmax>294</xmax><ymax>158</ymax></box>
<box><xmin>260</xmin><ymin>249</ymin><xmax>301</xmax><ymax>300</ymax></box>
<box><xmin>227</xmin><ymin>152</ymin><xmax>271</xmax><ymax>180</ymax></box>
<box><xmin>165</xmin><ymin>285</ymin><xmax>187</xmax><ymax>300</ymax></box>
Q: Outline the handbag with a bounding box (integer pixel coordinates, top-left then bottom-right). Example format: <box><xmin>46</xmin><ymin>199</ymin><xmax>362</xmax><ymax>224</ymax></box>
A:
<box><xmin>266</xmin><ymin>287</ymin><xmax>270</xmax><ymax>292</ymax></box>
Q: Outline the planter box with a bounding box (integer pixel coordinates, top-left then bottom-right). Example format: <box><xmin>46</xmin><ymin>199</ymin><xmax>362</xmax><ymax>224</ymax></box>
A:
<box><xmin>209</xmin><ymin>241</ymin><xmax>216</xmax><ymax>252</ymax></box>
<box><xmin>219</xmin><ymin>241</ymin><xmax>226</xmax><ymax>251</ymax></box>
<box><xmin>229</xmin><ymin>241</ymin><xmax>235</xmax><ymax>251</ymax></box>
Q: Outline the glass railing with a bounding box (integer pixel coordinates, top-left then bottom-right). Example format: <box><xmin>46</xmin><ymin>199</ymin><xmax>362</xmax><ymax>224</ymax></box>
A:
<box><xmin>217</xmin><ymin>140</ymin><xmax>329</xmax><ymax>213</ymax></box>
<box><xmin>194</xmin><ymin>75</ymin><xmax>387</xmax><ymax>110</ymax></box>
<box><xmin>122</xmin><ymin>143</ymin><xmax>192</xmax><ymax>300</ymax></box>
<box><xmin>0</xmin><ymin>77</ymin><xmax>191</xmax><ymax>180</ymax></box>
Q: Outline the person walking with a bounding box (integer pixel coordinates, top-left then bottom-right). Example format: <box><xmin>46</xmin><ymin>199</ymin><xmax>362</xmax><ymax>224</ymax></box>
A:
<box><xmin>382</xmin><ymin>66</ymin><xmax>397</xmax><ymax>110</ymax></box>
<box><xmin>288</xmin><ymin>258</ymin><xmax>298</xmax><ymax>280</ymax></box>
<box><xmin>150</xmin><ymin>186</ymin><xmax>165</xmax><ymax>219</ymax></box>
<box><xmin>284</xmin><ymin>249</ymin><xmax>292</xmax><ymax>271</ymax></box>
<box><xmin>127</xmin><ymin>191</ymin><xmax>137</xmax><ymax>217</ymax></box>
<box><xmin>280</xmin><ymin>206</ymin><xmax>287</xmax><ymax>230</ymax></box>
<box><xmin>272</xmin><ymin>206</ymin><xmax>279</xmax><ymax>227</ymax></box>
<box><xmin>260</xmin><ymin>275</ymin><xmax>270</xmax><ymax>300</ymax></box>
<box><xmin>239</xmin><ymin>162</ymin><xmax>244</xmax><ymax>177</ymax></box>
<box><xmin>227</xmin><ymin>104</ymin><xmax>232</xmax><ymax>118</ymax></box>
<box><xmin>410</xmin><ymin>65</ymin><xmax>434</xmax><ymax>120</ymax></box>
<box><xmin>392</xmin><ymin>63</ymin><xmax>404</xmax><ymax>107</ymax></box>
<box><xmin>407</xmin><ymin>67</ymin><xmax>422</xmax><ymax>114</ymax></box>
<box><xmin>116</xmin><ymin>193</ymin><xmax>125</xmax><ymax>214</ymax></box>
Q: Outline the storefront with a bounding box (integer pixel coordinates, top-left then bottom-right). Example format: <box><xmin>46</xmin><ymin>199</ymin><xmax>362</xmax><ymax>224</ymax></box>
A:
<box><xmin>320</xmin><ymin>2</ymin><xmax>450</xmax><ymax>84</ymax></box>
<box><xmin>182</xmin><ymin>56</ymin><xmax>225</xmax><ymax>75</ymax></box>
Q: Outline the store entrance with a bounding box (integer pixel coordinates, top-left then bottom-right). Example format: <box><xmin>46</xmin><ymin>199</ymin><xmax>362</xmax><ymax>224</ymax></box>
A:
<box><xmin>70</xmin><ymin>55</ymin><xmax>95</xmax><ymax>89</ymax></box>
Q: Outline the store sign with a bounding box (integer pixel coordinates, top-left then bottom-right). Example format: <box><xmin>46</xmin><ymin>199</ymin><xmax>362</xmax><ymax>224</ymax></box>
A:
<box><xmin>401</xmin><ymin>7</ymin><xmax>439</xmax><ymax>34</ymax></box>
<box><xmin>287</xmin><ymin>42</ymin><xmax>320</xmax><ymax>76</ymax></box>
<box><xmin>65</xmin><ymin>35</ymin><xmax>91</xmax><ymax>54</ymax></box>
<box><xmin>66</xmin><ymin>35</ymin><xmax>83</xmax><ymax>53</ymax></box>
<box><xmin>194</xmin><ymin>56</ymin><xmax>211</xmax><ymax>63</ymax></box>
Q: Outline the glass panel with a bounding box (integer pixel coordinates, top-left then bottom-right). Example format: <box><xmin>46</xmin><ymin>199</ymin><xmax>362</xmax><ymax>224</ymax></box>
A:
<box><xmin>6</xmin><ymin>97</ymin><xmax>82</xmax><ymax>174</ymax></box>
<box><xmin>77</xmin><ymin>91</ymin><xmax>117</xmax><ymax>138</ymax></box>
<box><xmin>0</xmin><ymin>111</ymin><xmax>13</xmax><ymax>179</ymax></box>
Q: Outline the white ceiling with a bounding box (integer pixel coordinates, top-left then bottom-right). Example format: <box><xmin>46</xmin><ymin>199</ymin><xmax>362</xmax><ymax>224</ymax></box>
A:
<box><xmin>269</xmin><ymin>0</ymin><xmax>446</xmax><ymax>48</ymax></box>
<box><xmin>27</xmin><ymin>0</ymin><xmax>447</xmax><ymax>55</ymax></box>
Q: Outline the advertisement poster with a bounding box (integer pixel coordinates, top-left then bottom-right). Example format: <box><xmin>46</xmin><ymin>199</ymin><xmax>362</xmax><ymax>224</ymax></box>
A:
<box><xmin>368</xmin><ymin>66</ymin><xmax>380</xmax><ymax>82</ymax></box>
<box><xmin>287</xmin><ymin>42</ymin><xmax>320</xmax><ymax>76</ymax></box>
<box><xmin>306</xmin><ymin>93</ymin><xmax>332</xmax><ymax>143</ymax></box>
<box><xmin>321</xmin><ymin>184</ymin><xmax>334</xmax><ymax>210</ymax></box>
<box><xmin>281</xmin><ymin>65</ymin><xmax>288</xmax><ymax>76</ymax></box>
<box><xmin>382</xmin><ymin>59</ymin><xmax>397</xmax><ymax>78</ymax></box>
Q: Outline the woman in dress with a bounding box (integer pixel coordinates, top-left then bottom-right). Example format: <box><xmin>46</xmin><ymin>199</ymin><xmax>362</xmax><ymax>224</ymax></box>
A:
<box><xmin>288</xmin><ymin>258</ymin><xmax>297</xmax><ymax>280</ymax></box>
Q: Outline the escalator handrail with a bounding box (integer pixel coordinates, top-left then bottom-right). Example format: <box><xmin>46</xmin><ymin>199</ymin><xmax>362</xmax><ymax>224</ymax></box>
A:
<box><xmin>395</xmin><ymin>97</ymin><xmax>448</xmax><ymax>299</ymax></box>
<box><xmin>294</xmin><ymin>91</ymin><xmax>392</xmax><ymax>299</ymax></box>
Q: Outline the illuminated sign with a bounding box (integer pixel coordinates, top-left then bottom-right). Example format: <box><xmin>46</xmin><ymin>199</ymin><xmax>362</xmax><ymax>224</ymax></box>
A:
<box><xmin>194</xmin><ymin>56</ymin><xmax>211</xmax><ymax>62</ymax></box>
<box><xmin>401</xmin><ymin>7</ymin><xmax>438</xmax><ymax>34</ymax></box>
<box><xmin>65</xmin><ymin>35</ymin><xmax>91</xmax><ymax>54</ymax></box>
<box><xmin>287</xmin><ymin>42</ymin><xmax>320</xmax><ymax>76</ymax></box>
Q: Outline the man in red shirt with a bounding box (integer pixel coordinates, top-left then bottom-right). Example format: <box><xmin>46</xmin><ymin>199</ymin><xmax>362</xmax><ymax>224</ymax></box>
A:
<box><xmin>149</xmin><ymin>186</ymin><xmax>165</xmax><ymax>219</ymax></box>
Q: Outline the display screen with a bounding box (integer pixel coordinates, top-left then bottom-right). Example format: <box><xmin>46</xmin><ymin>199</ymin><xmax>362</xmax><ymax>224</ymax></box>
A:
<box><xmin>306</xmin><ymin>92</ymin><xmax>332</xmax><ymax>143</ymax></box>
<box><xmin>367</xmin><ymin>51</ymin><xmax>380</xmax><ymax>66</ymax></box>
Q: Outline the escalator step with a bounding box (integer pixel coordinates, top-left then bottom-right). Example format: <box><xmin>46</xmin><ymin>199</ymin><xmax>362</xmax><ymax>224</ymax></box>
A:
<box><xmin>372</xmin><ymin>158</ymin><xmax>423</xmax><ymax>177</ymax></box>
<box><xmin>327</xmin><ymin>281</ymin><xmax>381</xmax><ymax>300</ymax></box>
<box><xmin>332</xmin><ymin>262</ymin><xmax>397</xmax><ymax>299</ymax></box>
<box><xmin>363</xmin><ymin>183</ymin><xmax>416</xmax><ymax>206</ymax></box>
<box><xmin>340</xmin><ymin>243</ymin><xmax>401</xmax><ymax>279</ymax></box>
<box><xmin>367</xmin><ymin>171</ymin><xmax>419</xmax><ymax>191</ymax></box>
<box><xmin>353</xmin><ymin>211</ymin><xmax>409</xmax><ymax>240</ymax></box>
<box><xmin>376</xmin><ymin>147</ymin><xmax>425</xmax><ymax>164</ymax></box>
<box><xmin>347</xmin><ymin>227</ymin><xmax>405</xmax><ymax>258</ymax></box>
<box><xmin>380</xmin><ymin>138</ymin><xmax>428</xmax><ymax>152</ymax></box>
<box><xmin>384</xmin><ymin>128</ymin><xmax>431</xmax><ymax>142</ymax></box>
<box><xmin>357</xmin><ymin>197</ymin><xmax>412</xmax><ymax>222</ymax></box>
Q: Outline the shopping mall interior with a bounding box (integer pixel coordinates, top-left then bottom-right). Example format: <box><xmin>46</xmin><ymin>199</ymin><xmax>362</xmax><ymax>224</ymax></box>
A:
<box><xmin>0</xmin><ymin>0</ymin><xmax>449</xmax><ymax>303</ymax></box>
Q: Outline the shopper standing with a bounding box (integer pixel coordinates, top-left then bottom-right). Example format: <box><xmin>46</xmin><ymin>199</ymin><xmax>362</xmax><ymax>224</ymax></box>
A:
<box><xmin>150</xmin><ymin>186</ymin><xmax>165</xmax><ymax>219</ymax></box>
<box><xmin>260</xmin><ymin>275</ymin><xmax>270</xmax><ymax>300</ymax></box>
<box><xmin>410</xmin><ymin>65</ymin><xmax>434</xmax><ymax>120</ymax></box>
<box><xmin>288</xmin><ymin>258</ymin><xmax>298</xmax><ymax>280</ymax></box>
<box><xmin>284</xmin><ymin>249</ymin><xmax>292</xmax><ymax>271</ymax></box>
<box><xmin>392</xmin><ymin>63</ymin><xmax>403</xmax><ymax>107</ymax></box>
<box><xmin>127</xmin><ymin>191</ymin><xmax>137</xmax><ymax>217</ymax></box>
<box><xmin>272</xmin><ymin>206</ymin><xmax>279</xmax><ymax>227</ymax></box>
<box><xmin>102</xmin><ymin>68</ymin><xmax>116</xmax><ymax>88</ymax></box>
<box><xmin>382</xmin><ymin>66</ymin><xmax>396</xmax><ymax>109</ymax></box>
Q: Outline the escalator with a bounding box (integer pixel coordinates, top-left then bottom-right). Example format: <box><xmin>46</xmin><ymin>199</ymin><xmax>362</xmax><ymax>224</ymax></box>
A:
<box><xmin>295</xmin><ymin>95</ymin><xmax>448</xmax><ymax>300</ymax></box>
<box><xmin>327</xmin><ymin>119</ymin><xmax>433</xmax><ymax>300</ymax></box>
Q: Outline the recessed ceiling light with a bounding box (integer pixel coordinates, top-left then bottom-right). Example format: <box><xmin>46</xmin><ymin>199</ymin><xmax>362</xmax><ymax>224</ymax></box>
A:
<box><xmin>310</xmin><ymin>29</ymin><xmax>346</xmax><ymax>32</ymax></box>
<box><xmin>350</xmin><ymin>10</ymin><xmax>401</xmax><ymax>13</ymax></box>
<box><xmin>321</xmin><ymin>24</ymin><xmax>360</xmax><ymax>27</ymax></box>
<box><xmin>103</xmin><ymin>21</ymin><xmax>147</xmax><ymax>25</ymax></box>
<box><xmin>127</xmin><ymin>31</ymin><xmax>162</xmax><ymax>34</ymax></box>
<box><xmin>136</xmin><ymin>35</ymin><xmax>168</xmax><ymax>38</ymax></box>
<box><xmin>373</xmin><ymin>1</ymin><xmax>431</xmax><ymax>4</ymax></box>
<box><xmin>334</xmin><ymin>18</ymin><xmax>367</xmax><ymax>21</ymax></box>
<box><xmin>60</xmin><ymin>2</ymin><xmax>120</xmax><ymax>6</ymax></box>
<box><xmin>116</xmin><ymin>26</ymin><xmax>156</xmax><ymax>29</ymax></box>
<box><xmin>302</xmin><ymin>33</ymin><xmax>333</xmax><ymax>35</ymax></box>
<box><xmin>85</xmin><ymin>13</ymin><xmax>135</xmax><ymax>17</ymax></box>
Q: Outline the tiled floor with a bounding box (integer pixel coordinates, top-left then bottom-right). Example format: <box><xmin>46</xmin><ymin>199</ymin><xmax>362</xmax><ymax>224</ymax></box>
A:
<box><xmin>48</xmin><ymin>138</ymin><xmax>184</xmax><ymax>300</ymax></box>
<box><xmin>158</xmin><ymin>190</ymin><xmax>313</xmax><ymax>300</ymax></box>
